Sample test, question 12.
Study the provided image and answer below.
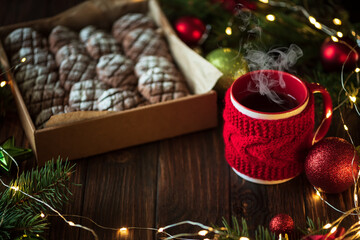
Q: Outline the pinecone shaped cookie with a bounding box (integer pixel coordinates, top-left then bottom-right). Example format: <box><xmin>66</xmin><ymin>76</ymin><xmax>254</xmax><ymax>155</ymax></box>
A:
<box><xmin>122</xmin><ymin>28</ymin><xmax>171</xmax><ymax>62</ymax></box>
<box><xmin>135</xmin><ymin>55</ymin><xmax>176</xmax><ymax>77</ymax></box>
<box><xmin>86</xmin><ymin>32</ymin><xmax>120</xmax><ymax>60</ymax></box>
<box><xmin>49</xmin><ymin>26</ymin><xmax>79</xmax><ymax>53</ymax></box>
<box><xmin>112</xmin><ymin>13</ymin><xmax>155</xmax><ymax>43</ymax></box>
<box><xmin>97</xmin><ymin>88</ymin><xmax>142</xmax><ymax>111</ymax></box>
<box><xmin>138</xmin><ymin>67</ymin><xmax>189</xmax><ymax>103</ymax></box>
<box><xmin>55</xmin><ymin>42</ymin><xmax>87</xmax><ymax>66</ymax></box>
<box><xmin>4</xmin><ymin>27</ymin><xmax>47</xmax><ymax>55</ymax></box>
<box><xmin>59</xmin><ymin>54</ymin><xmax>97</xmax><ymax>91</ymax></box>
<box><xmin>14</xmin><ymin>65</ymin><xmax>58</xmax><ymax>93</ymax></box>
<box><xmin>68</xmin><ymin>79</ymin><xmax>108</xmax><ymax>111</ymax></box>
<box><xmin>96</xmin><ymin>53</ymin><xmax>137</xmax><ymax>88</ymax></box>
<box><xmin>23</xmin><ymin>84</ymin><xmax>66</xmax><ymax>117</ymax></box>
<box><xmin>35</xmin><ymin>105</ymin><xmax>65</xmax><ymax>128</ymax></box>
<box><xmin>11</xmin><ymin>47</ymin><xmax>56</xmax><ymax>70</ymax></box>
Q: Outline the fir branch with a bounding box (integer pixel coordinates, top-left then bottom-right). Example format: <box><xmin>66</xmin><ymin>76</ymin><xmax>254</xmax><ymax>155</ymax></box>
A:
<box><xmin>298</xmin><ymin>217</ymin><xmax>329</xmax><ymax>236</ymax></box>
<box><xmin>0</xmin><ymin>158</ymin><xmax>75</xmax><ymax>239</ymax></box>
<box><xmin>255</xmin><ymin>225</ymin><xmax>277</xmax><ymax>240</ymax></box>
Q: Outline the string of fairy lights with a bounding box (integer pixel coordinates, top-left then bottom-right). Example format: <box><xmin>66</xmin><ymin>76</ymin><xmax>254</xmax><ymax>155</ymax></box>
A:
<box><xmin>1</xmin><ymin>0</ymin><xmax>360</xmax><ymax>239</ymax></box>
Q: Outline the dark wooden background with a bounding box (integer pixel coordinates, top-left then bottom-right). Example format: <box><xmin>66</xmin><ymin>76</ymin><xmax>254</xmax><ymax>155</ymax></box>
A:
<box><xmin>1</xmin><ymin>1</ymin><xmax>360</xmax><ymax>239</ymax></box>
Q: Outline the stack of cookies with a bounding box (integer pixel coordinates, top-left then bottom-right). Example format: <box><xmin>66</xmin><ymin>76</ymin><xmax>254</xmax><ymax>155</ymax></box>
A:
<box><xmin>4</xmin><ymin>13</ymin><xmax>190</xmax><ymax>128</ymax></box>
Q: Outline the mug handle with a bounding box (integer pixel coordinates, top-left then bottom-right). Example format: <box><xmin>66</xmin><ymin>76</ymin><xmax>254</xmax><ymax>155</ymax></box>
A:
<box><xmin>307</xmin><ymin>83</ymin><xmax>333</xmax><ymax>145</ymax></box>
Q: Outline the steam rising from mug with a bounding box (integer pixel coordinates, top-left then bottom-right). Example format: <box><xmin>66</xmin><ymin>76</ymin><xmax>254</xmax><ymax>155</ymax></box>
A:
<box><xmin>244</xmin><ymin>44</ymin><xmax>303</xmax><ymax>104</ymax></box>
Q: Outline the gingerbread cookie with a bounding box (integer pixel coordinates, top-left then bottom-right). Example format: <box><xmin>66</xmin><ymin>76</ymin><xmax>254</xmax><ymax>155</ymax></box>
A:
<box><xmin>4</xmin><ymin>27</ymin><xmax>47</xmax><ymax>55</ymax></box>
<box><xmin>59</xmin><ymin>54</ymin><xmax>97</xmax><ymax>91</ymax></box>
<box><xmin>97</xmin><ymin>88</ymin><xmax>142</xmax><ymax>111</ymax></box>
<box><xmin>122</xmin><ymin>28</ymin><xmax>171</xmax><ymax>62</ymax></box>
<box><xmin>35</xmin><ymin>105</ymin><xmax>65</xmax><ymax>128</ymax></box>
<box><xmin>85</xmin><ymin>32</ymin><xmax>120</xmax><ymax>60</ymax></box>
<box><xmin>11</xmin><ymin>47</ymin><xmax>56</xmax><ymax>70</ymax></box>
<box><xmin>55</xmin><ymin>42</ymin><xmax>87</xmax><ymax>66</ymax></box>
<box><xmin>49</xmin><ymin>26</ymin><xmax>79</xmax><ymax>53</ymax></box>
<box><xmin>68</xmin><ymin>79</ymin><xmax>108</xmax><ymax>111</ymax></box>
<box><xmin>96</xmin><ymin>53</ymin><xmax>137</xmax><ymax>88</ymax></box>
<box><xmin>23</xmin><ymin>84</ymin><xmax>66</xmax><ymax>117</ymax></box>
<box><xmin>79</xmin><ymin>25</ymin><xmax>104</xmax><ymax>43</ymax></box>
<box><xmin>134</xmin><ymin>55</ymin><xmax>176</xmax><ymax>77</ymax></box>
<box><xmin>138</xmin><ymin>67</ymin><xmax>189</xmax><ymax>103</ymax></box>
<box><xmin>112</xmin><ymin>13</ymin><xmax>155</xmax><ymax>43</ymax></box>
<box><xmin>14</xmin><ymin>65</ymin><xmax>58</xmax><ymax>93</ymax></box>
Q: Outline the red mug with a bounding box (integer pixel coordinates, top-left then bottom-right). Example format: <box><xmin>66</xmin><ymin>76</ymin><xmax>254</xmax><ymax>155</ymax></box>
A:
<box><xmin>223</xmin><ymin>70</ymin><xmax>332</xmax><ymax>184</ymax></box>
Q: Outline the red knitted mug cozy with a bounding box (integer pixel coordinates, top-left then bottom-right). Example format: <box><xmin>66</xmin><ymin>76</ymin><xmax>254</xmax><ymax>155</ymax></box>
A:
<box><xmin>223</xmin><ymin>89</ymin><xmax>315</xmax><ymax>181</ymax></box>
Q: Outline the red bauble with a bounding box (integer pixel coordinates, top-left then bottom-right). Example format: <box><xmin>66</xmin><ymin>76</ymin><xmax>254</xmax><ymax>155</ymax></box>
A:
<box><xmin>305</xmin><ymin>137</ymin><xmax>359</xmax><ymax>194</ymax></box>
<box><xmin>269</xmin><ymin>214</ymin><xmax>294</xmax><ymax>235</ymax></box>
<box><xmin>320</xmin><ymin>37</ymin><xmax>359</xmax><ymax>72</ymax></box>
<box><xmin>174</xmin><ymin>16</ymin><xmax>206</xmax><ymax>46</ymax></box>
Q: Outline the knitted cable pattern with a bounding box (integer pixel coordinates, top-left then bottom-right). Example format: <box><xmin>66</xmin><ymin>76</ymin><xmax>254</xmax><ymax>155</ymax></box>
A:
<box><xmin>223</xmin><ymin>89</ymin><xmax>315</xmax><ymax>181</ymax></box>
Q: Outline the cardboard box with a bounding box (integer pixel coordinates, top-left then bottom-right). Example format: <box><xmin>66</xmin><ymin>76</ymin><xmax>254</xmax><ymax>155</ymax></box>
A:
<box><xmin>0</xmin><ymin>0</ymin><xmax>222</xmax><ymax>165</ymax></box>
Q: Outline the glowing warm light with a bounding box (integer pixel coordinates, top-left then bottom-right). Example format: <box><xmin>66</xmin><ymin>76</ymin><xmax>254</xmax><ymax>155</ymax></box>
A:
<box><xmin>225</xmin><ymin>26</ymin><xmax>232</xmax><ymax>35</ymax></box>
<box><xmin>344</xmin><ymin>125</ymin><xmax>349</xmax><ymax>131</ymax></box>
<box><xmin>120</xmin><ymin>227</ymin><xmax>128</xmax><ymax>232</ymax></box>
<box><xmin>198</xmin><ymin>230</ymin><xmax>208</xmax><ymax>236</ymax></box>
<box><xmin>316</xmin><ymin>190</ymin><xmax>321</xmax><ymax>197</ymax></box>
<box><xmin>10</xmin><ymin>186</ymin><xmax>19</xmax><ymax>191</ymax></box>
<box><xmin>323</xmin><ymin>223</ymin><xmax>332</xmax><ymax>229</ymax></box>
<box><xmin>336</xmin><ymin>31</ymin><xmax>343</xmax><ymax>38</ymax></box>
<box><xmin>355</xmin><ymin>193</ymin><xmax>358</xmax><ymax>203</ymax></box>
<box><xmin>158</xmin><ymin>227</ymin><xmax>164</xmax><ymax>233</ymax></box>
<box><xmin>40</xmin><ymin>212</ymin><xmax>45</xmax><ymax>218</ymax></box>
<box><xmin>352</xmin><ymin>31</ymin><xmax>356</xmax><ymax>36</ymax></box>
<box><xmin>0</xmin><ymin>81</ymin><xmax>6</xmax><ymax>88</ymax></box>
<box><xmin>259</xmin><ymin>0</ymin><xmax>269</xmax><ymax>3</ymax></box>
<box><xmin>208</xmin><ymin>227</ymin><xmax>214</xmax><ymax>231</ymax></box>
<box><xmin>314</xmin><ymin>22</ymin><xmax>322</xmax><ymax>29</ymax></box>
<box><xmin>68</xmin><ymin>221</ymin><xmax>75</xmax><ymax>226</ymax></box>
<box><xmin>326</xmin><ymin>110</ymin><xmax>332</xmax><ymax>119</ymax></box>
<box><xmin>266</xmin><ymin>14</ymin><xmax>276</xmax><ymax>22</ymax></box>
<box><xmin>240</xmin><ymin>237</ymin><xmax>250</xmax><ymax>240</ymax></box>
<box><xmin>350</xmin><ymin>96</ymin><xmax>357</xmax><ymax>103</ymax></box>
<box><xmin>309</xmin><ymin>16</ymin><xmax>316</xmax><ymax>25</ymax></box>
<box><xmin>330</xmin><ymin>226</ymin><xmax>337</xmax><ymax>234</ymax></box>
<box><xmin>355</xmin><ymin>68</ymin><xmax>360</xmax><ymax>73</ymax></box>
<box><xmin>333</xmin><ymin>18</ymin><xmax>342</xmax><ymax>25</ymax></box>
<box><xmin>331</xmin><ymin>36</ymin><xmax>339</xmax><ymax>42</ymax></box>
<box><xmin>21</xmin><ymin>57</ymin><xmax>26</xmax><ymax>63</ymax></box>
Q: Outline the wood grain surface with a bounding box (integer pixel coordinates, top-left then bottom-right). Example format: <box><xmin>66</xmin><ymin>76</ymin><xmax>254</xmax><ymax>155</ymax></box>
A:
<box><xmin>1</xmin><ymin>1</ymin><xmax>359</xmax><ymax>240</ymax></box>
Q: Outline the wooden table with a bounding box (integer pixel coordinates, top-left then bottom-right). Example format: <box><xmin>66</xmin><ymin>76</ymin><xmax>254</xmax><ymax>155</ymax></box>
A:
<box><xmin>1</xmin><ymin>1</ymin><xmax>359</xmax><ymax>239</ymax></box>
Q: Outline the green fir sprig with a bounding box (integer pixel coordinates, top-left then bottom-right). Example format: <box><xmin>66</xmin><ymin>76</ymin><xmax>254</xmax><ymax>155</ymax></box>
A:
<box><xmin>0</xmin><ymin>158</ymin><xmax>75</xmax><ymax>240</ymax></box>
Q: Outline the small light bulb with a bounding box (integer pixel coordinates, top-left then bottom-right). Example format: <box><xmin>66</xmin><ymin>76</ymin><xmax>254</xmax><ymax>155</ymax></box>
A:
<box><xmin>350</xmin><ymin>96</ymin><xmax>356</xmax><ymax>103</ymax></box>
<box><xmin>352</xmin><ymin>31</ymin><xmax>356</xmax><ymax>37</ymax></box>
<box><xmin>314</xmin><ymin>22</ymin><xmax>322</xmax><ymax>29</ymax></box>
<box><xmin>40</xmin><ymin>212</ymin><xmax>45</xmax><ymax>218</ymax></box>
<box><xmin>208</xmin><ymin>227</ymin><xmax>214</xmax><ymax>232</ymax></box>
<box><xmin>333</xmin><ymin>18</ymin><xmax>342</xmax><ymax>25</ymax></box>
<box><xmin>309</xmin><ymin>16</ymin><xmax>316</xmax><ymax>25</ymax></box>
<box><xmin>337</xmin><ymin>31</ymin><xmax>343</xmax><ymax>38</ymax></box>
<box><xmin>10</xmin><ymin>186</ymin><xmax>19</xmax><ymax>191</ymax></box>
<box><xmin>240</xmin><ymin>237</ymin><xmax>250</xmax><ymax>240</ymax></box>
<box><xmin>198</xmin><ymin>230</ymin><xmax>208</xmax><ymax>236</ymax></box>
<box><xmin>0</xmin><ymin>81</ymin><xmax>6</xmax><ymax>88</ymax></box>
<box><xmin>355</xmin><ymin>68</ymin><xmax>360</xmax><ymax>73</ymax></box>
<box><xmin>259</xmin><ymin>0</ymin><xmax>269</xmax><ymax>3</ymax></box>
<box><xmin>344</xmin><ymin>125</ymin><xmax>349</xmax><ymax>131</ymax></box>
<box><xmin>158</xmin><ymin>227</ymin><xmax>164</xmax><ymax>233</ymax></box>
<box><xmin>266</xmin><ymin>14</ymin><xmax>276</xmax><ymax>22</ymax></box>
<box><xmin>355</xmin><ymin>194</ymin><xmax>358</xmax><ymax>203</ymax></box>
<box><xmin>225</xmin><ymin>26</ymin><xmax>232</xmax><ymax>35</ymax></box>
<box><xmin>21</xmin><ymin>57</ymin><xmax>26</xmax><ymax>63</ymax></box>
<box><xmin>331</xmin><ymin>36</ymin><xmax>339</xmax><ymax>42</ymax></box>
<box><xmin>326</xmin><ymin>110</ymin><xmax>332</xmax><ymax>119</ymax></box>
<box><xmin>330</xmin><ymin>226</ymin><xmax>337</xmax><ymax>234</ymax></box>
<box><xmin>316</xmin><ymin>190</ymin><xmax>321</xmax><ymax>196</ymax></box>
<box><xmin>323</xmin><ymin>223</ymin><xmax>332</xmax><ymax>229</ymax></box>
<box><xmin>68</xmin><ymin>221</ymin><xmax>75</xmax><ymax>226</ymax></box>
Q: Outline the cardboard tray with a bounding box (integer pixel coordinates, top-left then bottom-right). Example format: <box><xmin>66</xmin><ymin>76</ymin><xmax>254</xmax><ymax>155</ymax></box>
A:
<box><xmin>0</xmin><ymin>0</ymin><xmax>222</xmax><ymax>165</ymax></box>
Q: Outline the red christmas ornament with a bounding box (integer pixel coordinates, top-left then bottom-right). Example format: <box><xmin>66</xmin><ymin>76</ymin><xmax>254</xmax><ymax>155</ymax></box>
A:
<box><xmin>174</xmin><ymin>16</ymin><xmax>206</xmax><ymax>46</ymax></box>
<box><xmin>305</xmin><ymin>137</ymin><xmax>359</xmax><ymax>194</ymax></box>
<box><xmin>320</xmin><ymin>37</ymin><xmax>359</xmax><ymax>72</ymax></box>
<box><xmin>269</xmin><ymin>214</ymin><xmax>294</xmax><ymax>235</ymax></box>
<box><xmin>303</xmin><ymin>227</ymin><xmax>345</xmax><ymax>240</ymax></box>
